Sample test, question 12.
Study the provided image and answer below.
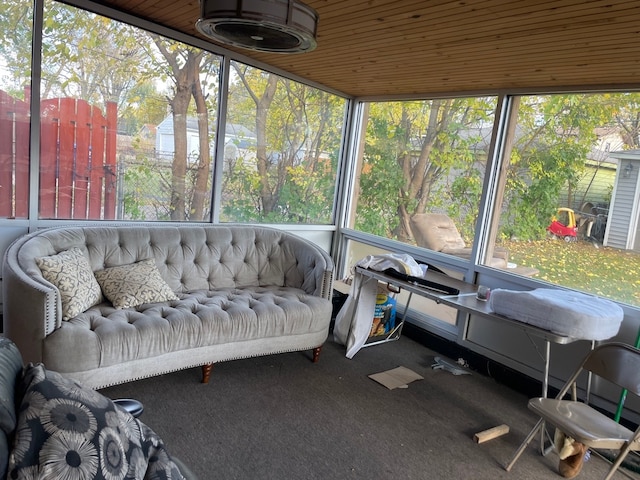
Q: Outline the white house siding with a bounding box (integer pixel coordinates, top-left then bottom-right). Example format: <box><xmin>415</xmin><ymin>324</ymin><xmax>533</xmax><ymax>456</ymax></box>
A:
<box><xmin>605</xmin><ymin>156</ymin><xmax>640</xmax><ymax>250</ymax></box>
<box><xmin>155</xmin><ymin>115</ymin><xmax>256</xmax><ymax>162</ymax></box>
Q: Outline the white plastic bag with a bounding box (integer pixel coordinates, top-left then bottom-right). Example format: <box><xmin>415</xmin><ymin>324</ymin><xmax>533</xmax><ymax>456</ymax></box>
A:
<box><xmin>355</xmin><ymin>253</ymin><xmax>427</xmax><ymax>278</ymax></box>
<box><xmin>334</xmin><ymin>253</ymin><xmax>426</xmax><ymax>358</ymax></box>
<box><xmin>333</xmin><ymin>272</ymin><xmax>378</xmax><ymax>358</ymax></box>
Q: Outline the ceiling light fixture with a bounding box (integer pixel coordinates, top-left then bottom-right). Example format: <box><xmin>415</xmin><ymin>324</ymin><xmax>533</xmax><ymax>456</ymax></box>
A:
<box><xmin>196</xmin><ymin>0</ymin><xmax>318</xmax><ymax>53</ymax></box>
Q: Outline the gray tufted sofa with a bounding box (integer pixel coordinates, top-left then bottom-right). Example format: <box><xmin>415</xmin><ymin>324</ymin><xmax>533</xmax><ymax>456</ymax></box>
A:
<box><xmin>2</xmin><ymin>224</ymin><xmax>334</xmax><ymax>389</ymax></box>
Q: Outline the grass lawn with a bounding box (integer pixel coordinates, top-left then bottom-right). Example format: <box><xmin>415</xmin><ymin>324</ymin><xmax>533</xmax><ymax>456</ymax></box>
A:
<box><xmin>502</xmin><ymin>239</ymin><xmax>640</xmax><ymax>307</ymax></box>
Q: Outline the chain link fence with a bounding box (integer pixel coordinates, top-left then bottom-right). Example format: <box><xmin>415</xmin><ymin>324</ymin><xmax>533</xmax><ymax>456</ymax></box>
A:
<box><xmin>115</xmin><ymin>152</ymin><xmax>212</xmax><ymax>222</ymax></box>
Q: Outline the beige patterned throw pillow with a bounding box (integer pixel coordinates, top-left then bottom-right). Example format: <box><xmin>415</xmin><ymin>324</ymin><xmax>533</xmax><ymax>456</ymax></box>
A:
<box><xmin>36</xmin><ymin>247</ymin><xmax>103</xmax><ymax>320</ymax></box>
<box><xmin>94</xmin><ymin>258</ymin><xmax>178</xmax><ymax>309</ymax></box>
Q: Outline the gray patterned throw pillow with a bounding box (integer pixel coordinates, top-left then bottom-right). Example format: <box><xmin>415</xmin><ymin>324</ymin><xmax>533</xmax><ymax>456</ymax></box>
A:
<box><xmin>36</xmin><ymin>247</ymin><xmax>103</xmax><ymax>320</ymax></box>
<box><xmin>94</xmin><ymin>259</ymin><xmax>178</xmax><ymax>309</ymax></box>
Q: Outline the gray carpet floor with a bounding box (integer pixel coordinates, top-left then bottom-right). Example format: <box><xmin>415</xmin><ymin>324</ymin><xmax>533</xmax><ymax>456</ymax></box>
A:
<box><xmin>101</xmin><ymin>336</ymin><xmax>631</xmax><ymax>480</ymax></box>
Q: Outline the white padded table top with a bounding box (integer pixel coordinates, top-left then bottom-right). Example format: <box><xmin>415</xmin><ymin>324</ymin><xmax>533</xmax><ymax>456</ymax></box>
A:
<box><xmin>488</xmin><ymin>288</ymin><xmax>623</xmax><ymax>341</ymax></box>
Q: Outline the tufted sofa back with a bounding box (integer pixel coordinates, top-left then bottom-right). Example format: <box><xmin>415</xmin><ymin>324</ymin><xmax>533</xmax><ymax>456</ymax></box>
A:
<box><xmin>12</xmin><ymin>224</ymin><xmax>333</xmax><ymax>300</ymax></box>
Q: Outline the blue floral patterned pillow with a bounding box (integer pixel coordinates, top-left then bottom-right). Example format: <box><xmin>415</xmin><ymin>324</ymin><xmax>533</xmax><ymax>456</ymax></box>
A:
<box><xmin>9</xmin><ymin>363</ymin><xmax>184</xmax><ymax>479</ymax></box>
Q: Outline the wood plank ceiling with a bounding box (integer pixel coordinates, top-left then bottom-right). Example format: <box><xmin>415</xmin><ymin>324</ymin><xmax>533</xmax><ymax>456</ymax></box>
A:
<box><xmin>93</xmin><ymin>0</ymin><xmax>640</xmax><ymax>98</ymax></box>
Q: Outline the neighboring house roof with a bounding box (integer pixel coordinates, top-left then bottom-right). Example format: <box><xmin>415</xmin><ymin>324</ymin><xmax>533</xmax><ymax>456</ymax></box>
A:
<box><xmin>155</xmin><ymin>115</ymin><xmax>257</xmax><ymax>155</ymax></box>
<box><xmin>224</xmin><ymin>123</ymin><xmax>255</xmax><ymax>140</ymax></box>
<box><xmin>156</xmin><ymin>115</ymin><xmax>205</xmax><ymax>133</ymax></box>
<box><xmin>139</xmin><ymin>124</ymin><xmax>157</xmax><ymax>137</ymax></box>
<box><xmin>609</xmin><ymin>149</ymin><xmax>640</xmax><ymax>160</ymax></box>
<box><xmin>156</xmin><ymin>115</ymin><xmax>256</xmax><ymax>142</ymax></box>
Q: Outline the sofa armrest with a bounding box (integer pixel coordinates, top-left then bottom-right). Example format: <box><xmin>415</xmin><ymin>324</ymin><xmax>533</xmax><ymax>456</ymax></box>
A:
<box><xmin>2</xmin><ymin>236</ymin><xmax>61</xmax><ymax>365</ymax></box>
<box><xmin>291</xmin><ymin>239</ymin><xmax>334</xmax><ymax>300</ymax></box>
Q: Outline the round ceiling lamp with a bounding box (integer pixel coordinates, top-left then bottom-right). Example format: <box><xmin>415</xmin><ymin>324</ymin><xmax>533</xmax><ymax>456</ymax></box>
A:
<box><xmin>196</xmin><ymin>0</ymin><xmax>318</xmax><ymax>53</ymax></box>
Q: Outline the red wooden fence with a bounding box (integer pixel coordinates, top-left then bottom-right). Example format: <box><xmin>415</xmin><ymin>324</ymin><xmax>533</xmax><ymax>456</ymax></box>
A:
<box><xmin>0</xmin><ymin>90</ymin><xmax>117</xmax><ymax>219</ymax></box>
<box><xmin>0</xmin><ymin>90</ymin><xmax>29</xmax><ymax>218</ymax></box>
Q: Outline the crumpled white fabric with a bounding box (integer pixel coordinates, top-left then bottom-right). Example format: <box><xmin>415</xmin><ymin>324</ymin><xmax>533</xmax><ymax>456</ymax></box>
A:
<box><xmin>355</xmin><ymin>253</ymin><xmax>427</xmax><ymax>278</ymax></box>
<box><xmin>334</xmin><ymin>254</ymin><xmax>426</xmax><ymax>358</ymax></box>
<box><xmin>333</xmin><ymin>270</ymin><xmax>378</xmax><ymax>358</ymax></box>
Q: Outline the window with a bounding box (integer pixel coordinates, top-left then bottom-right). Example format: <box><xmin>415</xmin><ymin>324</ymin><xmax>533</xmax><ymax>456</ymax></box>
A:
<box><xmin>221</xmin><ymin>61</ymin><xmax>346</xmax><ymax>224</ymax></box>
<box><xmin>348</xmin><ymin>97</ymin><xmax>498</xmax><ymax>255</ymax></box>
<box><xmin>2</xmin><ymin>2</ymin><xmax>347</xmax><ymax>225</ymax></box>
<box><xmin>0</xmin><ymin>0</ymin><xmax>32</xmax><ymax>219</ymax></box>
<box><xmin>487</xmin><ymin>93</ymin><xmax>640</xmax><ymax>307</ymax></box>
<box><xmin>38</xmin><ymin>1</ymin><xmax>221</xmax><ymax>221</ymax></box>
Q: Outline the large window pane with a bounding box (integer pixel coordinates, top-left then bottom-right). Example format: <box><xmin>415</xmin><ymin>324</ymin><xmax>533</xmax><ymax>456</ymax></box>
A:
<box><xmin>489</xmin><ymin>93</ymin><xmax>640</xmax><ymax>307</ymax></box>
<box><xmin>39</xmin><ymin>1</ymin><xmax>221</xmax><ymax>221</ymax></box>
<box><xmin>345</xmin><ymin>97</ymin><xmax>498</xmax><ymax>329</ymax></box>
<box><xmin>0</xmin><ymin>1</ymin><xmax>32</xmax><ymax>219</ymax></box>
<box><xmin>221</xmin><ymin>61</ymin><xmax>346</xmax><ymax>224</ymax></box>
<box><xmin>350</xmin><ymin>97</ymin><xmax>498</xmax><ymax>257</ymax></box>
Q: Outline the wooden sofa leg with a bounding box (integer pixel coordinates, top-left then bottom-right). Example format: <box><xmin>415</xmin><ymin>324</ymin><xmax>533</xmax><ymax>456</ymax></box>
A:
<box><xmin>202</xmin><ymin>363</ymin><xmax>213</xmax><ymax>383</ymax></box>
<box><xmin>312</xmin><ymin>346</ymin><xmax>322</xmax><ymax>363</ymax></box>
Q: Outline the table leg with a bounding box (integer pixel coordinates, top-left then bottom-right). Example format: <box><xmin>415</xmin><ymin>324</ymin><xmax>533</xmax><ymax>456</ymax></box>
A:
<box><xmin>539</xmin><ymin>340</ymin><xmax>555</xmax><ymax>455</ymax></box>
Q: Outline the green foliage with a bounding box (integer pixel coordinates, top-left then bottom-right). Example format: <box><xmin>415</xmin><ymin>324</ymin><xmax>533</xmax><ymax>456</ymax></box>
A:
<box><xmin>221</xmin><ymin>153</ymin><xmax>338</xmax><ymax>224</ymax></box>
<box><xmin>0</xmin><ymin>1</ymin><xmax>33</xmax><ymax>94</ymax></box>
<box><xmin>221</xmin><ymin>156</ymin><xmax>262</xmax><ymax>222</ymax></box>
<box><xmin>502</xmin><ymin>94</ymin><xmax>610</xmax><ymax>239</ymax></box>
<box><xmin>444</xmin><ymin>169</ymin><xmax>483</xmax><ymax>241</ymax></box>
<box><xmin>355</xmin><ymin>97</ymin><xmax>497</xmax><ymax>240</ymax></box>
<box><xmin>122</xmin><ymin>160</ymin><xmax>159</xmax><ymax>220</ymax></box>
<box><xmin>222</xmin><ymin>63</ymin><xmax>344</xmax><ymax>224</ymax></box>
<box><xmin>354</xmin><ymin>113</ymin><xmax>406</xmax><ymax>236</ymax></box>
<box><xmin>353</xmin><ymin>92</ymin><xmax>640</xmax><ymax>246</ymax></box>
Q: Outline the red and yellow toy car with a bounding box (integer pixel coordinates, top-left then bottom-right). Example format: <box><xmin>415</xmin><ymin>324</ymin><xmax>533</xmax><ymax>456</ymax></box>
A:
<box><xmin>547</xmin><ymin>207</ymin><xmax>578</xmax><ymax>242</ymax></box>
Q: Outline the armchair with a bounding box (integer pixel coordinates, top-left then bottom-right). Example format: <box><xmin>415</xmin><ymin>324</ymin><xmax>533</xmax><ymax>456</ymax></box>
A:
<box><xmin>410</xmin><ymin>213</ymin><xmax>509</xmax><ymax>268</ymax></box>
<box><xmin>0</xmin><ymin>336</ymin><xmax>197</xmax><ymax>479</ymax></box>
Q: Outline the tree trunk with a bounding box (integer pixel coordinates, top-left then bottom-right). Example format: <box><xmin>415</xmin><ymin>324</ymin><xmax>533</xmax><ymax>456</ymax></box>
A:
<box><xmin>191</xmin><ymin>63</ymin><xmax>211</xmax><ymax>221</ymax></box>
<box><xmin>255</xmin><ymin>74</ymin><xmax>279</xmax><ymax>214</ymax></box>
<box><xmin>169</xmin><ymin>75</ymin><xmax>191</xmax><ymax>221</ymax></box>
<box><xmin>152</xmin><ymin>39</ymin><xmax>205</xmax><ymax>221</ymax></box>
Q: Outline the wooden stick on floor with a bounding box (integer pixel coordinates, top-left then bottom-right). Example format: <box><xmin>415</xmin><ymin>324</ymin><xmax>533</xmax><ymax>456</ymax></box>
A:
<box><xmin>474</xmin><ymin>424</ymin><xmax>510</xmax><ymax>444</ymax></box>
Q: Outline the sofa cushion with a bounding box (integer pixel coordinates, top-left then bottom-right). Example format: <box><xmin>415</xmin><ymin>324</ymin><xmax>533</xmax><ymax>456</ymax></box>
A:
<box><xmin>36</xmin><ymin>247</ymin><xmax>103</xmax><ymax>320</ymax></box>
<box><xmin>95</xmin><ymin>259</ymin><xmax>178</xmax><ymax>309</ymax></box>
<box><xmin>42</xmin><ymin>287</ymin><xmax>332</xmax><ymax>373</ymax></box>
<box><xmin>488</xmin><ymin>288</ymin><xmax>624</xmax><ymax>340</ymax></box>
<box><xmin>9</xmin><ymin>363</ymin><xmax>184</xmax><ymax>479</ymax></box>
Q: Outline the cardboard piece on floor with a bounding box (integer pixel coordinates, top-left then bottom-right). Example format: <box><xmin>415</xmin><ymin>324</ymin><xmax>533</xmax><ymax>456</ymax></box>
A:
<box><xmin>368</xmin><ymin>366</ymin><xmax>424</xmax><ymax>390</ymax></box>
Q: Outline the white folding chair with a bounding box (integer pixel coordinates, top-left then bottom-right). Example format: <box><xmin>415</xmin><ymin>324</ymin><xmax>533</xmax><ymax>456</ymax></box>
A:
<box><xmin>505</xmin><ymin>342</ymin><xmax>640</xmax><ymax>480</ymax></box>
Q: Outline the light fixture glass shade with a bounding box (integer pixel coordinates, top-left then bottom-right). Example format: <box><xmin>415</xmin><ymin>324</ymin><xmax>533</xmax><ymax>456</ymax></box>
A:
<box><xmin>196</xmin><ymin>0</ymin><xmax>318</xmax><ymax>53</ymax></box>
